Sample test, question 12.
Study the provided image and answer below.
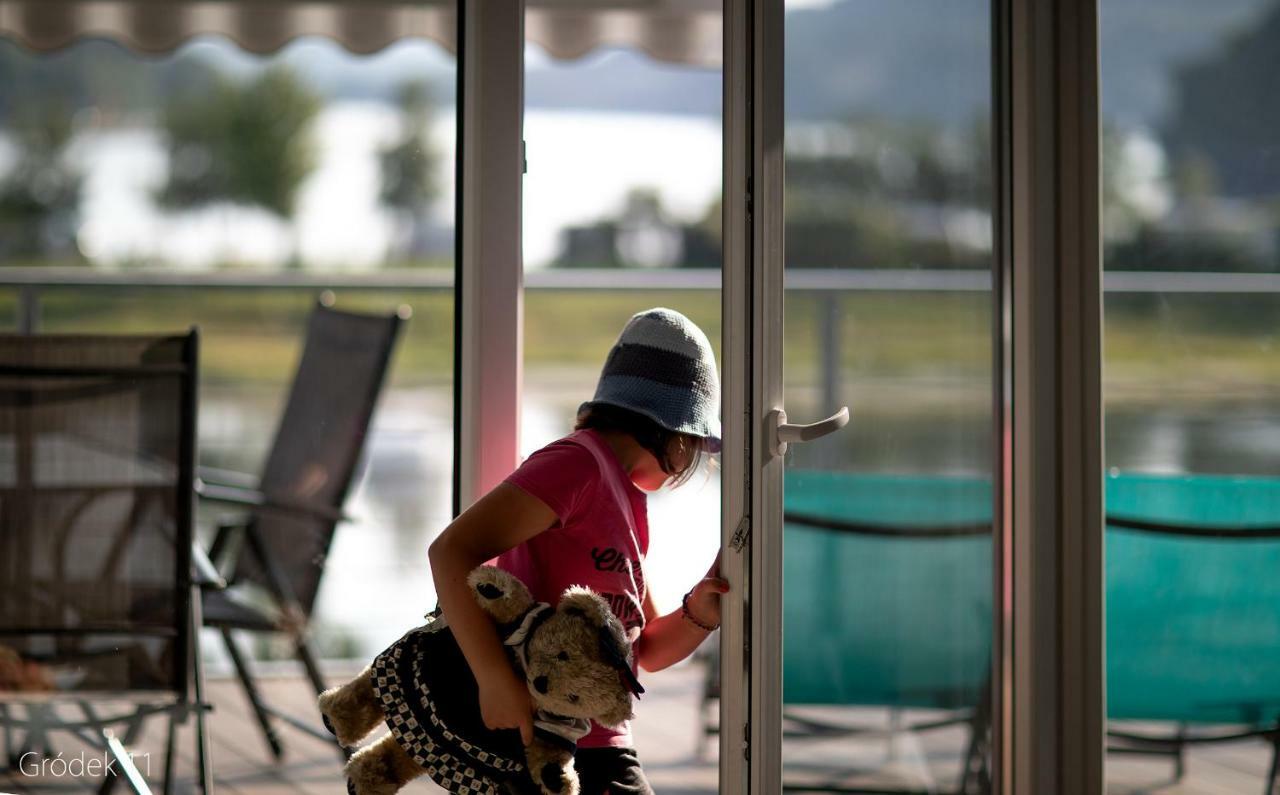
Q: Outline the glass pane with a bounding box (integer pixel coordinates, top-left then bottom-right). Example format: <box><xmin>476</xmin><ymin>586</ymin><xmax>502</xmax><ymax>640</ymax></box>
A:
<box><xmin>521</xmin><ymin>23</ymin><xmax>722</xmax><ymax>792</ymax></box>
<box><xmin>0</xmin><ymin>27</ymin><xmax>457</xmax><ymax>664</ymax></box>
<box><xmin>1101</xmin><ymin>1</ymin><xmax>1280</xmax><ymax>791</ymax></box>
<box><xmin>782</xmin><ymin>0</ymin><xmax>994</xmax><ymax>790</ymax></box>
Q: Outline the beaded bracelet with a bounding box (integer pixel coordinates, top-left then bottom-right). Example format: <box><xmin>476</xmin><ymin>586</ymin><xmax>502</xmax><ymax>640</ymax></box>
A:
<box><xmin>681</xmin><ymin>590</ymin><xmax>719</xmax><ymax>632</ymax></box>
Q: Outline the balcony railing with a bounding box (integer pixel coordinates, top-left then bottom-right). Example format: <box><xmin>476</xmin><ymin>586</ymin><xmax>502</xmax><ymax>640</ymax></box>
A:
<box><xmin>4</xmin><ymin>264</ymin><xmax>1278</xmax><ymax>333</ymax></box>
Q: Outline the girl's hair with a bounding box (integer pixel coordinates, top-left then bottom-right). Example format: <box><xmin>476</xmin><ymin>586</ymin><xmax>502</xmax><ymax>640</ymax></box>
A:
<box><xmin>575</xmin><ymin>403</ymin><xmax>712</xmax><ymax>488</ymax></box>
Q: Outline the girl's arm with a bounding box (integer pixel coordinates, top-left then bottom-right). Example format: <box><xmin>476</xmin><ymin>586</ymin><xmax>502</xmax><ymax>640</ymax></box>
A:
<box><xmin>635</xmin><ymin>556</ymin><xmax>728</xmax><ymax>673</ymax></box>
<box><xmin>427</xmin><ymin>482</ymin><xmax>557</xmax><ymax>745</ymax></box>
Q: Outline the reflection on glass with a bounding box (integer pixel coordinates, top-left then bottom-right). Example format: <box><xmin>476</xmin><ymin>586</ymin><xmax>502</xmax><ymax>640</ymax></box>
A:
<box><xmin>518</xmin><ymin>39</ymin><xmax>724</xmax><ymax>609</ymax></box>
<box><xmin>0</xmin><ymin>31</ymin><xmax>457</xmax><ymax>660</ymax></box>
<box><xmin>782</xmin><ymin>0</ymin><xmax>993</xmax><ymax>791</ymax></box>
<box><xmin>521</xmin><ymin>46</ymin><xmax>721</xmax><ymax>271</ymax></box>
<box><xmin>1101</xmin><ymin>1</ymin><xmax>1280</xmax><ymax>792</ymax></box>
<box><xmin>521</xmin><ymin>30</ymin><xmax>722</xmax><ymax>793</ymax></box>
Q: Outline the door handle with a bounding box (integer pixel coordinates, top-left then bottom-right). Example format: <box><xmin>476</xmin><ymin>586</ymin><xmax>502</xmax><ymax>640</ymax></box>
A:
<box><xmin>769</xmin><ymin>407</ymin><xmax>849</xmax><ymax>457</ymax></box>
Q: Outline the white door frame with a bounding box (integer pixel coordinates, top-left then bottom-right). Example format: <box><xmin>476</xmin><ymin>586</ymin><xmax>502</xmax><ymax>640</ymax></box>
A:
<box><xmin>722</xmin><ymin>0</ymin><xmax>786</xmax><ymax>788</ymax></box>
<box><xmin>455</xmin><ymin>0</ymin><xmax>525</xmax><ymax>512</ymax></box>
<box><xmin>718</xmin><ymin>0</ymin><xmax>751</xmax><ymax>789</ymax></box>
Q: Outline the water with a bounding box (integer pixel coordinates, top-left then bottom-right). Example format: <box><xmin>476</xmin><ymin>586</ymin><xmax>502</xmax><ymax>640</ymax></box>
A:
<box><xmin>199</xmin><ymin>379</ymin><xmax>1278</xmax><ymax>661</ymax></box>
<box><xmin>200</xmin><ymin>383</ymin><xmax>722</xmax><ymax>660</ymax></box>
<box><xmin>62</xmin><ymin>104</ymin><xmax>721</xmax><ymax>270</ymax></box>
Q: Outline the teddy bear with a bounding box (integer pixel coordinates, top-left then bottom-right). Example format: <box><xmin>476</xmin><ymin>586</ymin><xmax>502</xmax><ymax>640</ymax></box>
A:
<box><xmin>318</xmin><ymin>566</ymin><xmax>644</xmax><ymax>795</ymax></box>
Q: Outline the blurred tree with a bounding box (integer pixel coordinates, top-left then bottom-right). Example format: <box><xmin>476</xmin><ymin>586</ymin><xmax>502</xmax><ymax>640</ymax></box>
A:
<box><xmin>0</xmin><ymin>100</ymin><xmax>83</xmax><ymax>263</ymax></box>
<box><xmin>782</xmin><ymin>117</ymin><xmax>993</xmax><ymax>269</ymax></box>
<box><xmin>379</xmin><ymin>81</ymin><xmax>442</xmax><ymax>265</ymax></box>
<box><xmin>552</xmin><ymin>188</ymin><xmax>722</xmax><ymax>269</ymax></box>
<box><xmin>158</xmin><ymin>66</ymin><xmax>320</xmax><ymax>262</ymax></box>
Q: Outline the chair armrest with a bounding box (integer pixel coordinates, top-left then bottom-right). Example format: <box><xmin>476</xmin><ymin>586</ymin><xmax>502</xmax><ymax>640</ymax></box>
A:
<box><xmin>191</xmin><ymin>542</ymin><xmax>227</xmax><ymax>590</ymax></box>
<box><xmin>241</xmin><ymin>521</ymin><xmax>310</xmax><ymax>635</ymax></box>
<box><xmin>195</xmin><ymin>478</ymin><xmax>350</xmax><ymax>525</ymax></box>
<box><xmin>196</xmin><ymin>465</ymin><xmax>261</xmax><ymax>491</ymax></box>
<box><xmin>207</xmin><ymin>519</ymin><xmax>246</xmax><ymax>570</ymax></box>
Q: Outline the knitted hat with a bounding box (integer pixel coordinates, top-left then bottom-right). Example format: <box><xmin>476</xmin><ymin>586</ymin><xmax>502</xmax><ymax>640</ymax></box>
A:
<box><xmin>580</xmin><ymin>308</ymin><xmax>721</xmax><ymax>452</ymax></box>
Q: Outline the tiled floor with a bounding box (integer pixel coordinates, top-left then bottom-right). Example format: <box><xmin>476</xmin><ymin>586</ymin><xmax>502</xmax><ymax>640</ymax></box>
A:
<box><xmin>1</xmin><ymin>663</ymin><xmax>1275</xmax><ymax>794</ymax></box>
<box><xmin>0</xmin><ymin>663</ymin><xmax>716</xmax><ymax>795</ymax></box>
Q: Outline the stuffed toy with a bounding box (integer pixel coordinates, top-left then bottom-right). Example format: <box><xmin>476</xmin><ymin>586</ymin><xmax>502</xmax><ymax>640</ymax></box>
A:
<box><xmin>0</xmin><ymin>645</ymin><xmax>54</xmax><ymax>692</ymax></box>
<box><xmin>318</xmin><ymin>566</ymin><xmax>644</xmax><ymax>795</ymax></box>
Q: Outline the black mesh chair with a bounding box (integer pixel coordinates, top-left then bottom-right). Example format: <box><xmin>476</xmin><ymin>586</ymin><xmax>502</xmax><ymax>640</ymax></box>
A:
<box><xmin>0</xmin><ymin>331</ymin><xmax>211</xmax><ymax>795</ymax></box>
<box><xmin>198</xmin><ymin>298</ymin><xmax>407</xmax><ymax>760</ymax></box>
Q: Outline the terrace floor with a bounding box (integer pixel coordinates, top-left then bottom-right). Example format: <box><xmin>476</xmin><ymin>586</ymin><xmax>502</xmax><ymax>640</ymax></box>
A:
<box><xmin>1</xmin><ymin>662</ymin><xmax>1275</xmax><ymax>794</ymax></box>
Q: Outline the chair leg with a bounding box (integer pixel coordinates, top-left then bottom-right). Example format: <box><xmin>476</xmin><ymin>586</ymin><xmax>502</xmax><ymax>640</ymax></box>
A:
<box><xmin>161</xmin><ymin>712</ymin><xmax>177</xmax><ymax>795</ymax></box>
<box><xmin>959</xmin><ymin>696</ymin><xmax>992</xmax><ymax>795</ymax></box>
<box><xmin>299</xmin><ymin>634</ymin><xmax>358</xmax><ymax>761</ymax></box>
<box><xmin>102</xmin><ymin>720</ymin><xmax>153</xmax><ymax>795</ymax></box>
<box><xmin>20</xmin><ymin>703</ymin><xmax>56</xmax><ymax>761</ymax></box>
<box><xmin>221</xmin><ymin>628</ymin><xmax>285</xmax><ymax>761</ymax></box>
<box><xmin>189</xmin><ymin>584</ymin><xmax>214</xmax><ymax>795</ymax></box>
<box><xmin>1173</xmin><ymin>723</ymin><xmax>1187</xmax><ymax>782</ymax></box>
<box><xmin>295</xmin><ymin>635</ymin><xmax>328</xmax><ymax>697</ymax></box>
<box><xmin>98</xmin><ymin>713</ymin><xmax>147</xmax><ymax>795</ymax></box>
<box><xmin>295</xmin><ymin>634</ymin><xmax>352</xmax><ymax>761</ymax></box>
<box><xmin>0</xmin><ymin>702</ymin><xmax>11</xmax><ymax>771</ymax></box>
<box><xmin>1266</xmin><ymin>734</ymin><xmax>1280</xmax><ymax>795</ymax></box>
<box><xmin>696</xmin><ymin>694</ymin><xmax>709</xmax><ymax>760</ymax></box>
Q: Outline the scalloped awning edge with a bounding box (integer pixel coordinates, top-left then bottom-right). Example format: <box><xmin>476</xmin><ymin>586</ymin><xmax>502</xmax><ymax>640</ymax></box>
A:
<box><xmin>0</xmin><ymin>1</ymin><xmax>721</xmax><ymax>66</ymax></box>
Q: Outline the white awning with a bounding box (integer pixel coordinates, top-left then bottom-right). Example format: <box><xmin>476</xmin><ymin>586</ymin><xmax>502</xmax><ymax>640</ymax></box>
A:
<box><xmin>0</xmin><ymin>0</ymin><xmax>721</xmax><ymax>66</ymax></box>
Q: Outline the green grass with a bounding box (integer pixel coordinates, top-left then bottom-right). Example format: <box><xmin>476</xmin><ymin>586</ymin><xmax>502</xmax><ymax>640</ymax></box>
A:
<box><xmin>9</xmin><ymin>288</ymin><xmax>455</xmax><ymax>387</ymax></box>
<box><xmin>1</xmin><ymin>286</ymin><xmax>1276</xmax><ymax>406</ymax></box>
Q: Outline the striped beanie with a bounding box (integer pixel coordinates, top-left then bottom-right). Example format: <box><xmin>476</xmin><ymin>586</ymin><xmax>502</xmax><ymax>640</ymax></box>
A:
<box><xmin>581</xmin><ymin>308</ymin><xmax>721</xmax><ymax>452</ymax></box>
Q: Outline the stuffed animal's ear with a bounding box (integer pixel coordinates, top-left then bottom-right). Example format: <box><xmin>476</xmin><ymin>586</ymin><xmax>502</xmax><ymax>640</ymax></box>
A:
<box><xmin>559</xmin><ymin>587</ymin><xmax>644</xmax><ymax>699</ymax></box>
<box><xmin>557</xmin><ymin>588</ymin><xmax>615</xmax><ymax>631</ymax></box>
<box><xmin>468</xmin><ymin>566</ymin><xmax>534</xmax><ymax>624</ymax></box>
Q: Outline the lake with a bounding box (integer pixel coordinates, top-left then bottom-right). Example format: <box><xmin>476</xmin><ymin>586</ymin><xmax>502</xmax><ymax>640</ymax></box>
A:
<box><xmin>197</xmin><ymin>375</ymin><xmax>1278</xmax><ymax>662</ymax></box>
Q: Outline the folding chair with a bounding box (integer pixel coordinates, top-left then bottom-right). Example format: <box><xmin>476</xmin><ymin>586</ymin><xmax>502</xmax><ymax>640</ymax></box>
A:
<box><xmin>0</xmin><ymin>330</ymin><xmax>212</xmax><ymax>794</ymax></box>
<box><xmin>198</xmin><ymin>297</ymin><xmax>407</xmax><ymax>760</ymax></box>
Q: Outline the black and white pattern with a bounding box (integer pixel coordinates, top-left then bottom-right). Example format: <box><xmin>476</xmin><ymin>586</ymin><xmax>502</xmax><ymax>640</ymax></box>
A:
<box><xmin>371</xmin><ymin>619</ymin><xmax>527</xmax><ymax>795</ymax></box>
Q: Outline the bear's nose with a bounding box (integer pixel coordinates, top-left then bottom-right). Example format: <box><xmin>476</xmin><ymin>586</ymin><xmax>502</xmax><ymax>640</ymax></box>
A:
<box><xmin>533</xmin><ymin>676</ymin><xmax>549</xmax><ymax>694</ymax></box>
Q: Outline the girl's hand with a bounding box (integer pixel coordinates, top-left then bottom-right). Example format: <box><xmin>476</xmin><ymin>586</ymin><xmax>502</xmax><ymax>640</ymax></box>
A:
<box><xmin>477</xmin><ymin>663</ymin><xmax>535</xmax><ymax>746</ymax></box>
<box><xmin>684</xmin><ymin>576</ymin><xmax>730</xmax><ymax>630</ymax></box>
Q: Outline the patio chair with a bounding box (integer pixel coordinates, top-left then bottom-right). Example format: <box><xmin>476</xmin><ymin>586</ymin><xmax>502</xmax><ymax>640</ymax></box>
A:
<box><xmin>698</xmin><ymin>472</ymin><xmax>994</xmax><ymax>794</ymax></box>
<box><xmin>197</xmin><ymin>297</ymin><xmax>407</xmax><ymax>761</ymax></box>
<box><xmin>782</xmin><ymin>472</ymin><xmax>994</xmax><ymax>794</ymax></box>
<box><xmin>0</xmin><ymin>330</ymin><xmax>212</xmax><ymax>794</ymax></box>
<box><xmin>1105</xmin><ymin>472</ymin><xmax>1280</xmax><ymax>794</ymax></box>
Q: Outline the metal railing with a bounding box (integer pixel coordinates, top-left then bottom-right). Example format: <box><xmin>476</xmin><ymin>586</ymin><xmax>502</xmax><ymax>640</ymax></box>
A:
<box><xmin>3</xmin><ymin>265</ymin><xmax>1278</xmax><ymax>334</ymax></box>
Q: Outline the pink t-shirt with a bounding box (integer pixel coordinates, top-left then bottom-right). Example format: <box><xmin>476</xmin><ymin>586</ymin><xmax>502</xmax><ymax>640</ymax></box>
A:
<box><xmin>495</xmin><ymin>429</ymin><xmax>648</xmax><ymax>749</ymax></box>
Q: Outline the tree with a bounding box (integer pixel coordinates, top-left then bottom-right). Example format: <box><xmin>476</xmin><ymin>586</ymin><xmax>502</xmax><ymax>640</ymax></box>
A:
<box><xmin>378</xmin><ymin>81</ymin><xmax>441</xmax><ymax>264</ymax></box>
<box><xmin>0</xmin><ymin>99</ymin><xmax>82</xmax><ymax>263</ymax></box>
<box><xmin>158</xmin><ymin>66</ymin><xmax>320</xmax><ymax>262</ymax></box>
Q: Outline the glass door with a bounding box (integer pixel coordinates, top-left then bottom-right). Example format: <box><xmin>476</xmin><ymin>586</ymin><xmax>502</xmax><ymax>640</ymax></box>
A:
<box><xmin>727</xmin><ymin>0</ymin><xmax>1107</xmax><ymax>792</ymax></box>
<box><xmin>722</xmin><ymin>0</ymin><xmax>1002</xmax><ymax>792</ymax></box>
<box><xmin>776</xmin><ymin>0</ymin><xmax>997</xmax><ymax>791</ymax></box>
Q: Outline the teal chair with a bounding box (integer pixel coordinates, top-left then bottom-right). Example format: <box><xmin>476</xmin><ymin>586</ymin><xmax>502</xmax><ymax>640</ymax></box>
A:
<box><xmin>782</xmin><ymin>472</ymin><xmax>992</xmax><ymax>794</ymax></box>
<box><xmin>736</xmin><ymin>470</ymin><xmax>1280</xmax><ymax>793</ymax></box>
<box><xmin>1106</xmin><ymin>472</ymin><xmax>1280</xmax><ymax>790</ymax></box>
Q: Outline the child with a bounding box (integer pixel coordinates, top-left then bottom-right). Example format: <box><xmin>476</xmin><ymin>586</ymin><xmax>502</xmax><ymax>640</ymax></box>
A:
<box><xmin>429</xmin><ymin>307</ymin><xmax>728</xmax><ymax>795</ymax></box>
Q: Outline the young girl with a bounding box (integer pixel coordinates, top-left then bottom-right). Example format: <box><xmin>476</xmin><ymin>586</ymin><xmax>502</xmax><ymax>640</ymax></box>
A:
<box><xmin>429</xmin><ymin>307</ymin><xmax>727</xmax><ymax>795</ymax></box>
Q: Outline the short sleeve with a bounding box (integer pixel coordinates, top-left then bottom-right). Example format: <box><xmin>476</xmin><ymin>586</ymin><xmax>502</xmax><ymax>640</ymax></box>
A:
<box><xmin>504</xmin><ymin>439</ymin><xmax>599</xmax><ymax>524</ymax></box>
